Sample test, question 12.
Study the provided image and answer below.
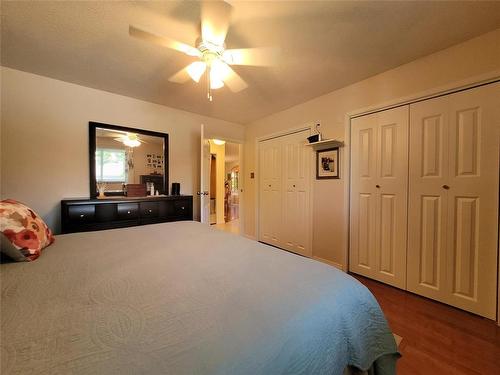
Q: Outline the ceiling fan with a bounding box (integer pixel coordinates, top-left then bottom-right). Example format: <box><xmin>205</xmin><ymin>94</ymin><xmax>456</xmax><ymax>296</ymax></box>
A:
<box><xmin>129</xmin><ymin>0</ymin><xmax>278</xmax><ymax>101</ymax></box>
<box><xmin>113</xmin><ymin>133</ymin><xmax>146</xmax><ymax>148</ymax></box>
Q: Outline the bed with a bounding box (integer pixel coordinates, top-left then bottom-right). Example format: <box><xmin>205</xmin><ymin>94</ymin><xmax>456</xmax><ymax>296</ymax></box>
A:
<box><xmin>1</xmin><ymin>221</ymin><xmax>399</xmax><ymax>374</ymax></box>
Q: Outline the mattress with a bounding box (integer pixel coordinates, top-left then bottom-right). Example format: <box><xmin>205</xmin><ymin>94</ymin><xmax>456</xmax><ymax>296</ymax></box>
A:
<box><xmin>1</xmin><ymin>221</ymin><xmax>399</xmax><ymax>374</ymax></box>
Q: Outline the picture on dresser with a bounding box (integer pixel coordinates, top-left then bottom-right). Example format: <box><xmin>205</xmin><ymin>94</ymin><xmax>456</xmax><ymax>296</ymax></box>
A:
<box><xmin>89</xmin><ymin>122</ymin><xmax>169</xmax><ymax>198</ymax></box>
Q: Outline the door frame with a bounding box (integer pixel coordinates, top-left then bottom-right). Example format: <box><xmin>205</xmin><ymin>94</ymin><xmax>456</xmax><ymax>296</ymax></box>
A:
<box><xmin>255</xmin><ymin>125</ymin><xmax>314</xmax><ymax>256</ymax></box>
<box><xmin>200</xmin><ymin>133</ymin><xmax>245</xmax><ymax>234</ymax></box>
<box><xmin>343</xmin><ymin>71</ymin><xmax>500</xmax><ymax>323</ymax></box>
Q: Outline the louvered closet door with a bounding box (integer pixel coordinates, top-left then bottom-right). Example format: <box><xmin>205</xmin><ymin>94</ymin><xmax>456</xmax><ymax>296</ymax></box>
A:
<box><xmin>259</xmin><ymin>138</ymin><xmax>282</xmax><ymax>247</ymax></box>
<box><xmin>281</xmin><ymin>130</ymin><xmax>312</xmax><ymax>256</ymax></box>
<box><xmin>408</xmin><ymin>83</ymin><xmax>499</xmax><ymax>319</ymax></box>
<box><xmin>350</xmin><ymin>106</ymin><xmax>409</xmax><ymax>289</ymax></box>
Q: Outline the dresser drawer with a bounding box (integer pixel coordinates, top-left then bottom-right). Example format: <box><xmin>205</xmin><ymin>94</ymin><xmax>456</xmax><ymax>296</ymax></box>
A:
<box><xmin>68</xmin><ymin>205</ymin><xmax>95</xmax><ymax>223</ymax></box>
<box><xmin>173</xmin><ymin>199</ymin><xmax>191</xmax><ymax>217</ymax></box>
<box><xmin>116</xmin><ymin>203</ymin><xmax>139</xmax><ymax>220</ymax></box>
<box><xmin>140</xmin><ymin>201</ymin><xmax>160</xmax><ymax>218</ymax></box>
<box><xmin>61</xmin><ymin>196</ymin><xmax>193</xmax><ymax>234</ymax></box>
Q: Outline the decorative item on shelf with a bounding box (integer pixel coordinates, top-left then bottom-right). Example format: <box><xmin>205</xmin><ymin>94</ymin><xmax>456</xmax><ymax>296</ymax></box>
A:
<box><xmin>307</xmin><ymin>123</ymin><xmax>323</xmax><ymax>143</ymax></box>
<box><xmin>316</xmin><ymin>147</ymin><xmax>340</xmax><ymax>179</ymax></box>
<box><xmin>96</xmin><ymin>182</ymin><xmax>107</xmax><ymax>198</ymax></box>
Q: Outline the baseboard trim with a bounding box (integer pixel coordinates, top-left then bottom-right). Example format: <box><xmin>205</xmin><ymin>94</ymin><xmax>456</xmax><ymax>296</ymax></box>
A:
<box><xmin>312</xmin><ymin>256</ymin><xmax>346</xmax><ymax>271</ymax></box>
<box><xmin>243</xmin><ymin>234</ymin><xmax>257</xmax><ymax>241</ymax></box>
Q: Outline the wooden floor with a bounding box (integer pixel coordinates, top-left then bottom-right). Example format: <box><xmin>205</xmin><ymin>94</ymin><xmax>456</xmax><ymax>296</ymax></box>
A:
<box><xmin>353</xmin><ymin>274</ymin><xmax>500</xmax><ymax>375</ymax></box>
<box><xmin>213</xmin><ymin>218</ymin><xmax>240</xmax><ymax>235</ymax></box>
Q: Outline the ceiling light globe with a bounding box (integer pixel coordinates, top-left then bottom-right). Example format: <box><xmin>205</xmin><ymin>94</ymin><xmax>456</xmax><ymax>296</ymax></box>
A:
<box><xmin>123</xmin><ymin>139</ymin><xmax>141</xmax><ymax>147</ymax></box>
<box><xmin>187</xmin><ymin>61</ymin><xmax>207</xmax><ymax>83</ymax></box>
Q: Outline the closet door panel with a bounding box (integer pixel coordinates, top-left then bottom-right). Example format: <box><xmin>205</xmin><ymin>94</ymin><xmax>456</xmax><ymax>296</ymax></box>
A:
<box><xmin>259</xmin><ymin>139</ymin><xmax>282</xmax><ymax>247</ymax></box>
<box><xmin>282</xmin><ymin>130</ymin><xmax>311</xmax><ymax>256</ymax></box>
<box><xmin>350</xmin><ymin>113</ymin><xmax>378</xmax><ymax>278</ymax></box>
<box><xmin>409</xmin><ymin>83</ymin><xmax>499</xmax><ymax>319</ymax></box>
<box><xmin>374</xmin><ymin>106</ymin><xmax>409</xmax><ymax>288</ymax></box>
<box><xmin>407</xmin><ymin>97</ymin><xmax>449</xmax><ymax>300</ymax></box>
<box><xmin>445</xmin><ymin>84</ymin><xmax>499</xmax><ymax>319</ymax></box>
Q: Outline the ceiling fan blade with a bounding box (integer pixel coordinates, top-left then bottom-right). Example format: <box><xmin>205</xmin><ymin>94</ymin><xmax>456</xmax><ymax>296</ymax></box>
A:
<box><xmin>168</xmin><ymin>65</ymin><xmax>193</xmax><ymax>84</ymax></box>
<box><xmin>222</xmin><ymin>64</ymin><xmax>248</xmax><ymax>93</ymax></box>
<box><xmin>201</xmin><ymin>0</ymin><xmax>233</xmax><ymax>46</ymax></box>
<box><xmin>222</xmin><ymin>47</ymin><xmax>280</xmax><ymax>66</ymax></box>
<box><xmin>129</xmin><ymin>25</ymin><xmax>200</xmax><ymax>57</ymax></box>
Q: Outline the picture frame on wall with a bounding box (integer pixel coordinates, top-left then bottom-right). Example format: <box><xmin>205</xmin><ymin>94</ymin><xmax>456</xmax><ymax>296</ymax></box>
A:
<box><xmin>316</xmin><ymin>147</ymin><xmax>340</xmax><ymax>179</ymax></box>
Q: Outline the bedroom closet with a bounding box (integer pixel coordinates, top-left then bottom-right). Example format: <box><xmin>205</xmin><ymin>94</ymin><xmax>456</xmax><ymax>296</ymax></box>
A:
<box><xmin>349</xmin><ymin>82</ymin><xmax>500</xmax><ymax>319</ymax></box>
<box><xmin>258</xmin><ymin>129</ymin><xmax>312</xmax><ymax>257</ymax></box>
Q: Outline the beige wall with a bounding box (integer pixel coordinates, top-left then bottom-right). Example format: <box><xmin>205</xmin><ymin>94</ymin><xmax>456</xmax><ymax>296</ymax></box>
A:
<box><xmin>209</xmin><ymin>142</ymin><xmax>226</xmax><ymax>224</ymax></box>
<box><xmin>243</xmin><ymin>28</ymin><xmax>500</xmax><ymax>269</ymax></box>
<box><xmin>0</xmin><ymin>67</ymin><xmax>244</xmax><ymax>233</ymax></box>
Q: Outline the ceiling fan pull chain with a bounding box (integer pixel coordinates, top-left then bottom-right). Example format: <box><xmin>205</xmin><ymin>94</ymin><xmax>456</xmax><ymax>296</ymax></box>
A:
<box><xmin>207</xmin><ymin>66</ymin><xmax>213</xmax><ymax>101</ymax></box>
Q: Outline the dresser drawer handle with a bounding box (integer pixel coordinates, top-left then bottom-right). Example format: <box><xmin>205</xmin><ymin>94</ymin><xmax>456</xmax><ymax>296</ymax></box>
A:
<box><xmin>148</xmin><ymin>209</ymin><xmax>152</xmax><ymax>213</ymax></box>
<box><xmin>80</xmin><ymin>214</ymin><xmax>85</xmax><ymax>218</ymax></box>
<box><xmin>181</xmin><ymin>206</ymin><xmax>185</xmax><ymax>210</ymax></box>
<box><xmin>127</xmin><ymin>210</ymin><xmax>131</xmax><ymax>214</ymax></box>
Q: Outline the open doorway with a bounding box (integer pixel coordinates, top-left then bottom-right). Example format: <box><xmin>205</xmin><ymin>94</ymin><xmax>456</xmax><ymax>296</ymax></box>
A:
<box><xmin>207</xmin><ymin>139</ymin><xmax>241</xmax><ymax>234</ymax></box>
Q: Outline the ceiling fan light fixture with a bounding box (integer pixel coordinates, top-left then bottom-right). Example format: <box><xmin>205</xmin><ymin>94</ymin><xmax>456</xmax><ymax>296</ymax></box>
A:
<box><xmin>210</xmin><ymin>66</ymin><xmax>224</xmax><ymax>89</ymax></box>
<box><xmin>210</xmin><ymin>78</ymin><xmax>224</xmax><ymax>90</ymax></box>
<box><xmin>124</xmin><ymin>139</ymin><xmax>141</xmax><ymax>147</ymax></box>
<box><xmin>211</xmin><ymin>58</ymin><xmax>230</xmax><ymax>81</ymax></box>
<box><xmin>122</xmin><ymin>133</ymin><xmax>141</xmax><ymax>148</ymax></box>
<box><xmin>187</xmin><ymin>61</ymin><xmax>207</xmax><ymax>83</ymax></box>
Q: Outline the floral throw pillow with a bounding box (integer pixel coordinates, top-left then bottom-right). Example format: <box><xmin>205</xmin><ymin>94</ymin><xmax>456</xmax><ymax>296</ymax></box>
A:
<box><xmin>0</xmin><ymin>199</ymin><xmax>55</xmax><ymax>261</ymax></box>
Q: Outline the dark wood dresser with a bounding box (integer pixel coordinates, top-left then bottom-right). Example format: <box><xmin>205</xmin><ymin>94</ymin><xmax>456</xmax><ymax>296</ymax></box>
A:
<box><xmin>61</xmin><ymin>195</ymin><xmax>193</xmax><ymax>234</ymax></box>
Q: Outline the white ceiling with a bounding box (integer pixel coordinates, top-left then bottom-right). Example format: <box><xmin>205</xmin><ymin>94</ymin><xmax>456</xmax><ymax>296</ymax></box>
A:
<box><xmin>2</xmin><ymin>1</ymin><xmax>500</xmax><ymax>124</ymax></box>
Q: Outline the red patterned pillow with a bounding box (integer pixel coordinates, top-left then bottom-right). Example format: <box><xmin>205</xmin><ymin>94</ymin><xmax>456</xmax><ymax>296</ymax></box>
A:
<box><xmin>0</xmin><ymin>199</ymin><xmax>55</xmax><ymax>261</ymax></box>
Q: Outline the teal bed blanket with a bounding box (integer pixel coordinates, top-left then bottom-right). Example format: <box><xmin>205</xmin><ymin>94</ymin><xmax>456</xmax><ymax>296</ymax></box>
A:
<box><xmin>1</xmin><ymin>221</ymin><xmax>399</xmax><ymax>374</ymax></box>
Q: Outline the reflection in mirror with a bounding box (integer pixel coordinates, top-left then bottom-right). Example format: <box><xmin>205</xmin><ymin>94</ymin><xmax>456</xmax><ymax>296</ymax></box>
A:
<box><xmin>90</xmin><ymin>123</ymin><xmax>168</xmax><ymax>198</ymax></box>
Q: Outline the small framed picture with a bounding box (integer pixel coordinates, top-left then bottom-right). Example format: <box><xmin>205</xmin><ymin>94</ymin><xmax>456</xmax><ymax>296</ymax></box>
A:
<box><xmin>316</xmin><ymin>147</ymin><xmax>340</xmax><ymax>179</ymax></box>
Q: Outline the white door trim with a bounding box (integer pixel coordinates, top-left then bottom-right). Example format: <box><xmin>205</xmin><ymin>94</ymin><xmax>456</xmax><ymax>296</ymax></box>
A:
<box><xmin>201</xmin><ymin>133</ymin><xmax>244</xmax><ymax>233</ymax></box>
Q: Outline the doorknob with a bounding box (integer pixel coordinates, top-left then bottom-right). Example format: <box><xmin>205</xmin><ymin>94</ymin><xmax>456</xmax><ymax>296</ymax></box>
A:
<box><xmin>442</xmin><ymin>185</ymin><xmax>450</xmax><ymax>190</ymax></box>
<box><xmin>376</xmin><ymin>184</ymin><xmax>380</xmax><ymax>188</ymax></box>
<box><xmin>197</xmin><ymin>191</ymin><xmax>201</xmax><ymax>195</ymax></box>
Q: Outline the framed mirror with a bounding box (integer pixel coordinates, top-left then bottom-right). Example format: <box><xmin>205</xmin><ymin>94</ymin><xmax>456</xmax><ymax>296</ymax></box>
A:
<box><xmin>89</xmin><ymin>122</ymin><xmax>169</xmax><ymax>198</ymax></box>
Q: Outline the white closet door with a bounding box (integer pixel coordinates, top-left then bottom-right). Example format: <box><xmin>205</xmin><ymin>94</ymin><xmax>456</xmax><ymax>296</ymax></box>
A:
<box><xmin>407</xmin><ymin>96</ymin><xmax>449</xmax><ymax>301</ymax></box>
<box><xmin>350</xmin><ymin>113</ymin><xmax>378</xmax><ymax>277</ymax></box>
<box><xmin>350</xmin><ymin>106</ymin><xmax>408</xmax><ymax>288</ymax></box>
<box><xmin>408</xmin><ymin>83</ymin><xmax>499</xmax><ymax>319</ymax></box>
<box><xmin>282</xmin><ymin>130</ymin><xmax>312</xmax><ymax>256</ymax></box>
<box><xmin>375</xmin><ymin>107</ymin><xmax>408</xmax><ymax>288</ymax></box>
<box><xmin>259</xmin><ymin>138</ymin><xmax>282</xmax><ymax>247</ymax></box>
